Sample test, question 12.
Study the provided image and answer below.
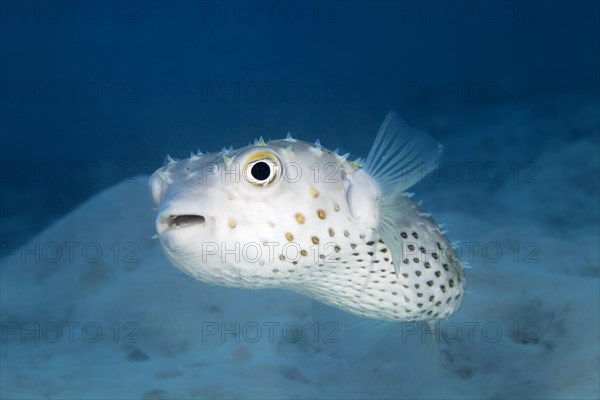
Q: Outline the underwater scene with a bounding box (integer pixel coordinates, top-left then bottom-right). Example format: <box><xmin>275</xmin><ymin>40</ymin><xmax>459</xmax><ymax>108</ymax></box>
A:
<box><xmin>1</xmin><ymin>1</ymin><xmax>598</xmax><ymax>399</ymax></box>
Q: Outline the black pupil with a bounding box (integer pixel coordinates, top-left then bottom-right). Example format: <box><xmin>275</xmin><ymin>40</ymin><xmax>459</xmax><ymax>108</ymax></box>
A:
<box><xmin>251</xmin><ymin>161</ymin><xmax>271</xmax><ymax>181</ymax></box>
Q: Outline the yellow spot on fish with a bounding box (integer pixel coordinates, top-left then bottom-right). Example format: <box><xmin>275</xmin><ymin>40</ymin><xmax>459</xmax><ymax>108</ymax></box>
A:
<box><xmin>317</xmin><ymin>209</ymin><xmax>326</xmax><ymax>219</ymax></box>
<box><xmin>310</xmin><ymin>187</ymin><xmax>320</xmax><ymax>198</ymax></box>
<box><xmin>300</xmin><ymin>250</ymin><xmax>308</xmax><ymax>257</ymax></box>
<box><xmin>311</xmin><ymin>236</ymin><xmax>320</xmax><ymax>244</ymax></box>
<box><xmin>285</xmin><ymin>232</ymin><xmax>294</xmax><ymax>241</ymax></box>
<box><xmin>228</xmin><ymin>218</ymin><xmax>237</xmax><ymax>228</ymax></box>
<box><xmin>295</xmin><ymin>213</ymin><xmax>305</xmax><ymax>224</ymax></box>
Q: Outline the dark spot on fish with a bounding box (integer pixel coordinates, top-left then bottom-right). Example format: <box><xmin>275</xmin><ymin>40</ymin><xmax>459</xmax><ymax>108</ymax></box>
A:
<box><xmin>440</xmin><ymin>285</ymin><xmax>447</xmax><ymax>293</ymax></box>
<box><xmin>402</xmin><ymin>273</ymin><xmax>409</xmax><ymax>278</ymax></box>
<box><xmin>449</xmin><ymin>279</ymin><xmax>455</xmax><ymax>287</ymax></box>
<box><xmin>427</xmin><ymin>281</ymin><xmax>434</xmax><ymax>287</ymax></box>
<box><xmin>403</xmin><ymin>259</ymin><xmax>409</xmax><ymax>264</ymax></box>
<box><xmin>413</xmin><ymin>257</ymin><xmax>419</xmax><ymax>263</ymax></box>
<box><xmin>429</xmin><ymin>295</ymin><xmax>435</xmax><ymax>302</ymax></box>
<box><xmin>417</xmin><ymin>303</ymin><xmax>423</xmax><ymax>308</ymax></box>
<box><xmin>424</xmin><ymin>262</ymin><xmax>431</xmax><ymax>269</ymax></box>
<box><xmin>443</xmin><ymin>263</ymin><xmax>449</xmax><ymax>271</ymax></box>
<box><xmin>351</xmin><ymin>243</ymin><xmax>357</xmax><ymax>249</ymax></box>
<box><xmin>380</xmin><ymin>248</ymin><xmax>388</xmax><ymax>253</ymax></box>
<box><xmin>401</xmin><ymin>232</ymin><xmax>408</xmax><ymax>239</ymax></box>
<box><xmin>368</xmin><ymin>252</ymin><xmax>374</xmax><ymax>256</ymax></box>
<box><xmin>412</xmin><ymin>232</ymin><xmax>419</xmax><ymax>239</ymax></box>
<box><xmin>415</xmin><ymin>271</ymin><xmax>422</xmax><ymax>276</ymax></box>
<box><xmin>419</xmin><ymin>247</ymin><xmax>426</xmax><ymax>253</ymax></box>
<box><xmin>417</xmin><ymin>293</ymin><xmax>423</xmax><ymax>297</ymax></box>
<box><xmin>435</xmin><ymin>271</ymin><xmax>441</xmax><ymax>277</ymax></box>
<box><xmin>407</xmin><ymin>244</ymin><xmax>415</xmax><ymax>251</ymax></box>
<box><xmin>432</xmin><ymin>252</ymin><xmax>439</xmax><ymax>260</ymax></box>
<box><xmin>366</xmin><ymin>241</ymin><xmax>375</xmax><ymax>246</ymax></box>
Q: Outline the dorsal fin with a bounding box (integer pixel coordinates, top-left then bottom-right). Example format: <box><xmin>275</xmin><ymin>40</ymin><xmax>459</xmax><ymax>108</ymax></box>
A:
<box><xmin>364</xmin><ymin>111</ymin><xmax>443</xmax><ymax>194</ymax></box>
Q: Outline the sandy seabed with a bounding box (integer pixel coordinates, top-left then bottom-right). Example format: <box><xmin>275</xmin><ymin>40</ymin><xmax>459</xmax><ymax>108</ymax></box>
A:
<box><xmin>1</xmin><ymin>99</ymin><xmax>599</xmax><ymax>399</ymax></box>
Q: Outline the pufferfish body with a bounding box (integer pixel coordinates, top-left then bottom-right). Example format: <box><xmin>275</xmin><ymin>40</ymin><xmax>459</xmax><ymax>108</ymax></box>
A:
<box><xmin>150</xmin><ymin>112</ymin><xmax>465</xmax><ymax>322</ymax></box>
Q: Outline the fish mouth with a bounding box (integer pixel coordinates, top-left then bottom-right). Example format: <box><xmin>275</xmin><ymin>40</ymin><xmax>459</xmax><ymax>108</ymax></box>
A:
<box><xmin>158</xmin><ymin>213</ymin><xmax>207</xmax><ymax>233</ymax></box>
<box><xmin>167</xmin><ymin>214</ymin><xmax>206</xmax><ymax>228</ymax></box>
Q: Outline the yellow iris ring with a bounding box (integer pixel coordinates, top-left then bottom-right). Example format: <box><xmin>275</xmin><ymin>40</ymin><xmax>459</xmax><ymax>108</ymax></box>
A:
<box><xmin>245</xmin><ymin>151</ymin><xmax>279</xmax><ymax>163</ymax></box>
<box><xmin>242</xmin><ymin>151</ymin><xmax>282</xmax><ymax>185</ymax></box>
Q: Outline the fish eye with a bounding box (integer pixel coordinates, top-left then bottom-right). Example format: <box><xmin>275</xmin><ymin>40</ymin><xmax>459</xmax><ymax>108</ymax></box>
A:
<box><xmin>243</xmin><ymin>153</ymin><xmax>281</xmax><ymax>186</ymax></box>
